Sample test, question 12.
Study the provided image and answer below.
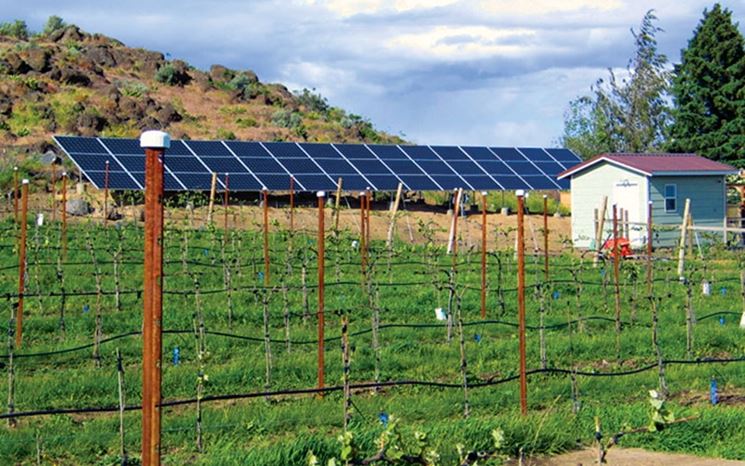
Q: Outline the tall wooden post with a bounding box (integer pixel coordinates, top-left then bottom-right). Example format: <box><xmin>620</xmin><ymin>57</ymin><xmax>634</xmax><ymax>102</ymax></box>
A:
<box><xmin>15</xmin><ymin>179</ymin><xmax>29</xmax><ymax>348</ymax></box>
<box><xmin>61</xmin><ymin>172</ymin><xmax>68</xmax><ymax>260</ymax></box>
<box><xmin>13</xmin><ymin>166</ymin><xmax>18</xmax><ymax>222</ymax></box>
<box><xmin>334</xmin><ymin>177</ymin><xmax>343</xmax><ymax>232</ymax></box>
<box><xmin>207</xmin><ymin>172</ymin><xmax>217</xmax><ymax>225</ymax></box>
<box><xmin>51</xmin><ymin>164</ymin><xmax>57</xmax><ymax>222</ymax></box>
<box><xmin>480</xmin><ymin>191</ymin><xmax>487</xmax><ymax>319</ymax></box>
<box><xmin>289</xmin><ymin>177</ymin><xmax>295</xmax><ymax>235</ymax></box>
<box><xmin>360</xmin><ymin>191</ymin><xmax>367</xmax><ymax>279</ymax></box>
<box><xmin>646</xmin><ymin>201</ymin><xmax>653</xmax><ymax>296</ymax></box>
<box><xmin>543</xmin><ymin>195</ymin><xmax>549</xmax><ymax>282</ymax></box>
<box><xmin>386</xmin><ymin>183</ymin><xmax>404</xmax><ymax>247</ymax></box>
<box><xmin>140</xmin><ymin>130</ymin><xmax>169</xmax><ymax>466</ymax></box>
<box><xmin>262</xmin><ymin>188</ymin><xmax>270</xmax><ymax>286</ymax></box>
<box><xmin>677</xmin><ymin>198</ymin><xmax>691</xmax><ymax>277</ymax></box>
<box><xmin>317</xmin><ymin>191</ymin><xmax>326</xmax><ymax>391</ymax></box>
<box><xmin>594</xmin><ymin>196</ymin><xmax>608</xmax><ymax>267</ymax></box>
<box><xmin>223</xmin><ymin>173</ymin><xmax>229</xmax><ymax>233</ymax></box>
<box><xmin>516</xmin><ymin>190</ymin><xmax>527</xmax><ymax>416</ymax></box>
<box><xmin>365</xmin><ymin>188</ymin><xmax>372</xmax><ymax>246</ymax></box>
<box><xmin>448</xmin><ymin>189</ymin><xmax>463</xmax><ymax>255</ymax></box>
<box><xmin>103</xmin><ymin>160</ymin><xmax>110</xmax><ymax>226</ymax></box>
<box><xmin>612</xmin><ymin>205</ymin><xmax>622</xmax><ymax>354</ymax></box>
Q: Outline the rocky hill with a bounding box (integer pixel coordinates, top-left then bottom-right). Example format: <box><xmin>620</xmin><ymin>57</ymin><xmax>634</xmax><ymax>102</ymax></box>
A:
<box><xmin>0</xmin><ymin>19</ymin><xmax>404</xmax><ymax>158</ymax></box>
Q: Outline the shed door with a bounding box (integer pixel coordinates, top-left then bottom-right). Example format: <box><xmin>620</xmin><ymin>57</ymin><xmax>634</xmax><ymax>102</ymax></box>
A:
<box><xmin>611</xmin><ymin>178</ymin><xmax>645</xmax><ymax>246</ymax></box>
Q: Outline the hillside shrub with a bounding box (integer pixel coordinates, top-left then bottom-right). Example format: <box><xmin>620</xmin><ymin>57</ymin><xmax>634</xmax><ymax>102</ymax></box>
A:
<box><xmin>155</xmin><ymin>63</ymin><xmax>177</xmax><ymax>85</ymax></box>
<box><xmin>42</xmin><ymin>16</ymin><xmax>66</xmax><ymax>36</ymax></box>
<box><xmin>0</xmin><ymin>20</ymin><xmax>29</xmax><ymax>40</ymax></box>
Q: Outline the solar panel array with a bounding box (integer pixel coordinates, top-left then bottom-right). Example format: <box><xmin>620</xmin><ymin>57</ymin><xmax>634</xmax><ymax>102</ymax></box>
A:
<box><xmin>53</xmin><ymin>136</ymin><xmax>581</xmax><ymax>192</ymax></box>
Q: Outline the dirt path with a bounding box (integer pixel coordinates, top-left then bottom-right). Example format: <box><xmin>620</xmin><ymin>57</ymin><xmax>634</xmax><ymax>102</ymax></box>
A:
<box><xmin>507</xmin><ymin>447</ymin><xmax>745</xmax><ymax>465</ymax></box>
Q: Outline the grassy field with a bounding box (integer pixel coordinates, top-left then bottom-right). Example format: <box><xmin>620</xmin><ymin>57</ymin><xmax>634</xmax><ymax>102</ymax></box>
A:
<box><xmin>0</xmin><ymin>214</ymin><xmax>744</xmax><ymax>465</ymax></box>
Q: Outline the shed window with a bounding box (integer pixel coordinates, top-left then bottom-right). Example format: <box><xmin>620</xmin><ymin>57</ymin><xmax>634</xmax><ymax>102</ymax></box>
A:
<box><xmin>664</xmin><ymin>184</ymin><xmax>677</xmax><ymax>212</ymax></box>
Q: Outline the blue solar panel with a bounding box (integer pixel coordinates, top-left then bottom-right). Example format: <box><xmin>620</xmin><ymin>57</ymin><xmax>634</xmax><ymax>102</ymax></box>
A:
<box><xmin>349</xmin><ymin>159</ymin><xmax>391</xmax><ymax>174</ymax></box>
<box><xmin>336</xmin><ymin>175</ymin><xmax>369</xmax><ymax>191</ymax></box>
<box><xmin>56</xmin><ymin>136</ymin><xmax>578</xmax><ymax>192</ymax></box>
<box><xmin>185</xmin><ymin>140</ymin><xmax>232</xmax><ymax>157</ymax></box>
<box><xmin>165</xmin><ymin>173</ymin><xmax>182</xmax><ymax>191</ymax></box>
<box><xmin>166</xmin><ymin>156</ymin><xmax>210</xmax><ymax>173</ymax></box>
<box><xmin>491</xmin><ymin>148</ymin><xmax>526</xmax><ymax>161</ymax></box>
<box><xmin>100</xmin><ymin>137</ymin><xmax>141</xmax><ymax>154</ymax></box>
<box><xmin>200</xmin><ymin>157</ymin><xmax>248</xmax><ymax>173</ymax></box>
<box><xmin>367</xmin><ymin>144</ymin><xmax>408</xmax><ymax>160</ymax></box>
<box><xmin>67</xmin><ymin>153</ymin><xmax>123</xmax><ymax>172</ymax></box>
<box><xmin>417</xmin><ymin>161</ymin><xmax>456</xmax><ymax>175</ymax></box>
<box><xmin>400</xmin><ymin>145</ymin><xmax>439</xmax><ymax>160</ymax></box>
<box><xmin>240</xmin><ymin>157</ymin><xmax>284</xmax><ymax>173</ymax></box>
<box><xmin>463</xmin><ymin>176</ymin><xmax>500</xmax><ymax>190</ymax></box>
<box><xmin>278</xmin><ymin>158</ymin><xmax>323</xmax><ymax>174</ymax></box>
<box><xmin>254</xmin><ymin>174</ymin><xmax>295</xmax><ymax>190</ymax></box>
<box><xmin>546</xmin><ymin>148</ymin><xmax>582</xmax><ymax>164</ymax></box>
<box><xmin>316</xmin><ymin>158</ymin><xmax>358</xmax><ymax>175</ymax></box>
<box><xmin>263</xmin><ymin>142</ymin><xmax>307</xmax><ymax>158</ymax></box>
<box><xmin>226</xmin><ymin>174</ymin><xmax>262</xmax><ymax>190</ymax></box>
<box><xmin>493</xmin><ymin>175</ymin><xmax>529</xmax><ymax>190</ymax></box>
<box><xmin>398</xmin><ymin>175</ymin><xmax>440</xmax><ymax>191</ymax></box>
<box><xmin>294</xmin><ymin>174</ymin><xmax>335</xmax><ymax>191</ymax></box>
<box><xmin>384</xmin><ymin>160</ymin><xmax>422</xmax><ymax>174</ymax></box>
<box><xmin>447</xmin><ymin>161</ymin><xmax>486</xmax><ymax>175</ymax></box>
<box><xmin>84</xmin><ymin>170</ymin><xmax>139</xmax><ymax>189</ymax></box>
<box><xmin>334</xmin><ymin>144</ymin><xmax>376</xmax><ymax>159</ymax></box>
<box><xmin>365</xmin><ymin>175</ymin><xmax>402</xmax><ymax>190</ymax></box>
<box><xmin>55</xmin><ymin>136</ymin><xmax>106</xmax><ymax>154</ymax></box>
<box><xmin>519</xmin><ymin>148</ymin><xmax>554</xmax><ymax>162</ymax></box>
<box><xmin>556</xmin><ymin>178</ymin><xmax>570</xmax><ymax>190</ymax></box>
<box><xmin>300</xmin><ymin>143</ymin><xmax>344</xmax><ymax>159</ymax></box>
<box><xmin>504</xmin><ymin>161</ymin><xmax>541</xmax><ymax>175</ymax></box>
<box><xmin>430</xmin><ymin>146</ymin><xmax>469</xmax><ymax>161</ymax></box>
<box><xmin>461</xmin><ymin>147</ymin><xmax>497</xmax><ymax>161</ymax></box>
<box><xmin>225</xmin><ymin>141</ymin><xmax>272</xmax><ymax>158</ymax></box>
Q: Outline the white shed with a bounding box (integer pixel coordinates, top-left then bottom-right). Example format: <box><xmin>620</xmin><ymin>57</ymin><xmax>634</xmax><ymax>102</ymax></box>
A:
<box><xmin>557</xmin><ymin>153</ymin><xmax>738</xmax><ymax>249</ymax></box>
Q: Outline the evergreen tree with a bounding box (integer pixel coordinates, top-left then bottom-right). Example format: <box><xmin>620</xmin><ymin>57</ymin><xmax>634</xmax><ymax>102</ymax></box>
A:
<box><xmin>668</xmin><ymin>4</ymin><xmax>745</xmax><ymax>166</ymax></box>
<box><xmin>561</xmin><ymin>11</ymin><xmax>671</xmax><ymax>158</ymax></box>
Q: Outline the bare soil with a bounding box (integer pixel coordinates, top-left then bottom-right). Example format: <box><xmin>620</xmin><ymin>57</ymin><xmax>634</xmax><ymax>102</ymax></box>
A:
<box><xmin>508</xmin><ymin>447</ymin><xmax>745</xmax><ymax>465</ymax></box>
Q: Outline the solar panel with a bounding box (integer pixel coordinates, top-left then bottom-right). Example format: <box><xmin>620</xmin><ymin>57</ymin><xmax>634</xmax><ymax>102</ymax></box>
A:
<box><xmin>53</xmin><ymin>136</ymin><xmax>581</xmax><ymax>192</ymax></box>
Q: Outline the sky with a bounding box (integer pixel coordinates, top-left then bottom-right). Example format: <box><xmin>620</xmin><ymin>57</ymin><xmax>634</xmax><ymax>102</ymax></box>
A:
<box><xmin>2</xmin><ymin>0</ymin><xmax>744</xmax><ymax>146</ymax></box>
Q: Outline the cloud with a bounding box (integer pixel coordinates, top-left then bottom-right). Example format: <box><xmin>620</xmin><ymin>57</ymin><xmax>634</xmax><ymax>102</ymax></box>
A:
<box><xmin>1</xmin><ymin>0</ymin><xmax>743</xmax><ymax>147</ymax></box>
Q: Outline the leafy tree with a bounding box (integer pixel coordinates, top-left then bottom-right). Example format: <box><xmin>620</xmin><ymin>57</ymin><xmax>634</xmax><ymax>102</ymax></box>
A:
<box><xmin>0</xmin><ymin>20</ymin><xmax>29</xmax><ymax>40</ymax></box>
<box><xmin>667</xmin><ymin>4</ymin><xmax>745</xmax><ymax>166</ymax></box>
<box><xmin>561</xmin><ymin>11</ymin><xmax>671</xmax><ymax>158</ymax></box>
<box><xmin>43</xmin><ymin>15</ymin><xmax>66</xmax><ymax>35</ymax></box>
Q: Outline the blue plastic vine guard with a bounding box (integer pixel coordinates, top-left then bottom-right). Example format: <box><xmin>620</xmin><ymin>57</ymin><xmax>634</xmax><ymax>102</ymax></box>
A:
<box><xmin>720</xmin><ymin>287</ymin><xmax>727</xmax><ymax>296</ymax></box>
<box><xmin>379</xmin><ymin>412</ymin><xmax>389</xmax><ymax>427</ymax></box>
<box><xmin>710</xmin><ymin>377</ymin><xmax>719</xmax><ymax>405</ymax></box>
<box><xmin>83</xmin><ymin>304</ymin><xmax>90</xmax><ymax>313</ymax></box>
<box><xmin>173</xmin><ymin>347</ymin><xmax>180</xmax><ymax>365</ymax></box>
<box><xmin>552</xmin><ymin>290</ymin><xmax>560</xmax><ymax>300</ymax></box>
<box><xmin>474</xmin><ymin>334</ymin><xmax>481</xmax><ymax>343</ymax></box>
<box><xmin>720</xmin><ymin>317</ymin><xmax>726</xmax><ymax>325</ymax></box>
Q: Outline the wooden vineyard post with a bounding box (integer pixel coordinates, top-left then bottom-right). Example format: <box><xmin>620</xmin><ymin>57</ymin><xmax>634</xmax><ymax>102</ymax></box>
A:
<box><xmin>365</xmin><ymin>188</ymin><xmax>372</xmax><ymax>247</ymax></box>
<box><xmin>360</xmin><ymin>191</ymin><xmax>367</xmax><ymax>281</ymax></box>
<box><xmin>594</xmin><ymin>196</ymin><xmax>607</xmax><ymax>267</ymax></box>
<box><xmin>646</xmin><ymin>201</ymin><xmax>653</xmax><ymax>296</ymax></box>
<box><xmin>386</xmin><ymin>182</ymin><xmax>403</xmax><ymax>248</ymax></box>
<box><xmin>317</xmin><ymin>191</ymin><xmax>326</xmax><ymax>392</ymax></box>
<box><xmin>677</xmin><ymin>198</ymin><xmax>691</xmax><ymax>277</ymax></box>
<box><xmin>15</xmin><ymin>179</ymin><xmax>29</xmax><ymax>348</ymax></box>
<box><xmin>140</xmin><ymin>130</ymin><xmax>169</xmax><ymax>466</ymax></box>
<box><xmin>334</xmin><ymin>177</ymin><xmax>343</xmax><ymax>232</ymax></box>
<box><xmin>341</xmin><ymin>315</ymin><xmax>351</xmax><ymax>430</ymax></box>
<box><xmin>262</xmin><ymin>188</ymin><xmax>270</xmax><ymax>286</ymax></box>
<box><xmin>103</xmin><ymin>160</ymin><xmax>110</xmax><ymax>226</ymax></box>
<box><xmin>740</xmin><ymin>270</ymin><xmax>745</xmax><ymax>329</ymax></box>
<box><xmin>12</xmin><ymin>166</ymin><xmax>18</xmax><ymax>222</ymax></box>
<box><xmin>612</xmin><ymin>205</ymin><xmax>622</xmax><ymax>362</ymax></box>
<box><xmin>516</xmin><ymin>190</ymin><xmax>527</xmax><ymax>416</ymax></box>
<box><xmin>543</xmin><ymin>195</ymin><xmax>549</xmax><ymax>283</ymax></box>
<box><xmin>51</xmin><ymin>164</ymin><xmax>57</xmax><ymax>222</ymax></box>
<box><xmin>223</xmin><ymin>173</ymin><xmax>229</xmax><ymax>233</ymax></box>
<box><xmin>448</xmin><ymin>188</ymin><xmax>463</xmax><ymax>255</ymax></box>
<box><xmin>207</xmin><ymin>172</ymin><xmax>217</xmax><ymax>225</ymax></box>
<box><xmin>289</xmin><ymin>176</ymin><xmax>295</xmax><ymax>240</ymax></box>
<box><xmin>61</xmin><ymin>172</ymin><xmax>68</xmax><ymax>260</ymax></box>
<box><xmin>480</xmin><ymin>191</ymin><xmax>487</xmax><ymax>319</ymax></box>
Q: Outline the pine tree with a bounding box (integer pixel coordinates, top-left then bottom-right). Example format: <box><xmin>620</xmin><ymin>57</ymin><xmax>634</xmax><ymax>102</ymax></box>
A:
<box><xmin>668</xmin><ymin>4</ymin><xmax>745</xmax><ymax>166</ymax></box>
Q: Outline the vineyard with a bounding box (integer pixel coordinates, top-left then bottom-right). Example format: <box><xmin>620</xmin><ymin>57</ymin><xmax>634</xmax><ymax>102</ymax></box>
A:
<box><xmin>1</xmin><ymin>196</ymin><xmax>745</xmax><ymax>465</ymax></box>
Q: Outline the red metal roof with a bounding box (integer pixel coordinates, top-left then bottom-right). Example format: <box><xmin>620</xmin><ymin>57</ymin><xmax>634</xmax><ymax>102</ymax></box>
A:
<box><xmin>557</xmin><ymin>153</ymin><xmax>738</xmax><ymax>179</ymax></box>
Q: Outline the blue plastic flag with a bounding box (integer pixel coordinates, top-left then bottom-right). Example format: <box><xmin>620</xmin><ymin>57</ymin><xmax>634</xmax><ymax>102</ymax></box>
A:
<box><xmin>173</xmin><ymin>347</ymin><xmax>180</xmax><ymax>366</ymax></box>
<box><xmin>379</xmin><ymin>412</ymin><xmax>389</xmax><ymax>427</ymax></box>
<box><xmin>83</xmin><ymin>304</ymin><xmax>90</xmax><ymax>313</ymax></box>
<box><xmin>710</xmin><ymin>377</ymin><xmax>719</xmax><ymax>405</ymax></box>
<box><xmin>719</xmin><ymin>317</ymin><xmax>726</xmax><ymax>326</ymax></box>
<box><xmin>474</xmin><ymin>334</ymin><xmax>482</xmax><ymax>343</ymax></box>
<box><xmin>552</xmin><ymin>290</ymin><xmax>560</xmax><ymax>300</ymax></box>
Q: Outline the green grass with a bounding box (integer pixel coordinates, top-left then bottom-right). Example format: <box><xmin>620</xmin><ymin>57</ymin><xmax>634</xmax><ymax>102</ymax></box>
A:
<box><xmin>0</xmin><ymin>215</ymin><xmax>744</xmax><ymax>465</ymax></box>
